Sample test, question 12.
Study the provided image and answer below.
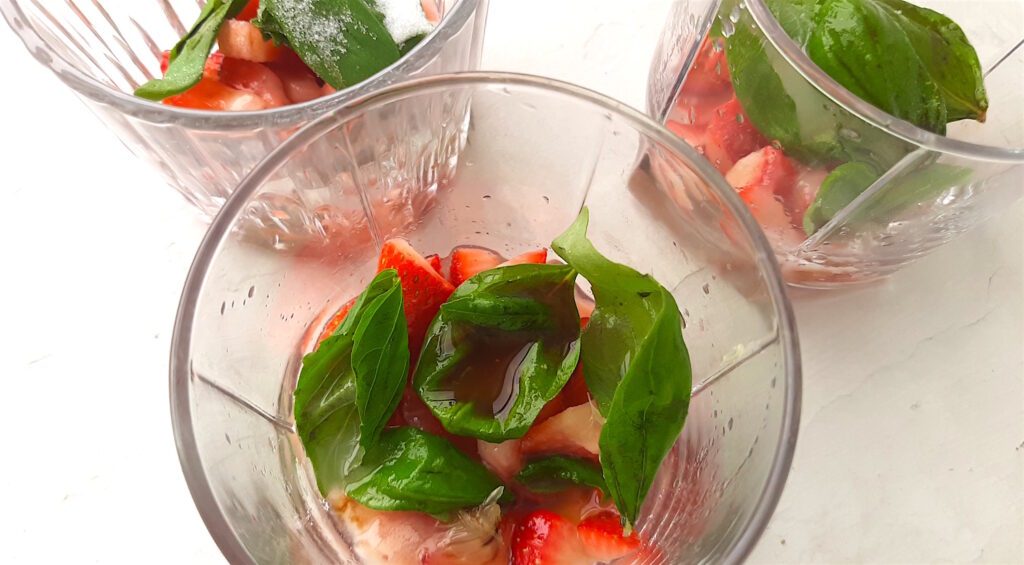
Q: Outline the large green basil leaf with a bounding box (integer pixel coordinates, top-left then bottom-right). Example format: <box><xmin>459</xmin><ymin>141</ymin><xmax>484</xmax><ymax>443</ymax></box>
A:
<box><xmin>346</xmin><ymin>427</ymin><xmax>511</xmax><ymax>517</ymax></box>
<box><xmin>806</xmin><ymin>0</ymin><xmax>947</xmax><ymax>134</ymax></box>
<box><xmin>294</xmin><ymin>269</ymin><xmax>409</xmax><ymax>496</ymax></box>
<box><xmin>413</xmin><ymin>264</ymin><xmax>581</xmax><ymax>442</ymax></box>
<box><xmin>516</xmin><ymin>456</ymin><xmax>609</xmax><ymax>497</ymax></box>
<box><xmin>260</xmin><ymin>0</ymin><xmax>400</xmax><ymax>89</ymax></box>
<box><xmin>134</xmin><ymin>0</ymin><xmax>249</xmax><ymax>100</ymax></box>
<box><xmin>875</xmin><ymin>0</ymin><xmax>987</xmax><ymax>122</ymax></box>
<box><xmin>551</xmin><ymin>209</ymin><xmax>692</xmax><ymax>528</ymax></box>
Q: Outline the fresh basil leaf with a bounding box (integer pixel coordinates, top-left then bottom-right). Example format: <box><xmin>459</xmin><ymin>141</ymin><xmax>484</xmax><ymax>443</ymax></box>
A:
<box><xmin>413</xmin><ymin>264</ymin><xmax>581</xmax><ymax>442</ymax></box>
<box><xmin>763</xmin><ymin>0</ymin><xmax>819</xmax><ymax>45</ymax></box>
<box><xmin>346</xmin><ymin>427</ymin><xmax>511</xmax><ymax>516</ymax></box>
<box><xmin>398</xmin><ymin>33</ymin><xmax>427</xmax><ymax>56</ymax></box>
<box><xmin>294</xmin><ymin>269</ymin><xmax>408</xmax><ymax>496</ymax></box>
<box><xmin>440</xmin><ymin>294</ymin><xmax>554</xmax><ymax>332</ymax></box>
<box><xmin>134</xmin><ymin>0</ymin><xmax>249</xmax><ymax>100</ymax></box>
<box><xmin>261</xmin><ymin>0</ymin><xmax>401</xmax><ymax>89</ymax></box>
<box><xmin>806</xmin><ymin>0</ymin><xmax>947</xmax><ymax>134</ymax></box>
<box><xmin>803</xmin><ymin>161</ymin><xmax>881</xmax><ymax>235</ymax></box>
<box><xmin>867</xmin><ymin>160</ymin><xmax>973</xmax><ymax>218</ymax></box>
<box><xmin>874</xmin><ymin>0</ymin><xmax>987</xmax><ymax>122</ymax></box>
<box><xmin>352</xmin><ymin>282</ymin><xmax>409</xmax><ymax>450</ymax></box>
<box><xmin>726</xmin><ymin>21</ymin><xmax>804</xmax><ymax>155</ymax></box>
<box><xmin>516</xmin><ymin>456</ymin><xmax>609</xmax><ymax>497</ymax></box>
<box><xmin>551</xmin><ymin>208</ymin><xmax>692</xmax><ymax>528</ymax></box>
<box><xmin>252</xmin><ymin>3</ymin><xmax>291</xmax><ymax>47</ymax></box>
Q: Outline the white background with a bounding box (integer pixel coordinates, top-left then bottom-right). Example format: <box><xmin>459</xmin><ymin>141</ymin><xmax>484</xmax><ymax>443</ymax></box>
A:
<box><xmin>1</xmin><ymin>0</ymin><xmax>1021</xmax><ymax>562</ymax></box>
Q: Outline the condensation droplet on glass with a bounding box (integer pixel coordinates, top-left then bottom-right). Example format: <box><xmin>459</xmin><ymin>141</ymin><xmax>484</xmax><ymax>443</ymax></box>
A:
<box><xmin>248</xmin><ymin>286</ymin><xmax>255</xmax><ymax>298</ymax></box>
<box><xmin>482</xmin><ymin>194</ymin><xmax>491</xmax><ymax>200</ymax></box>
<box><xmin>729</xmin><ymin>4</ymin><xmax>742</xmax><ymax>22</ymax></box>
<box><xmin>770</xmin><ymin>376</ymin><xmax>776</xmax><ymax>389</ymax></box>
<box><xmin>727</xmin><ymin>417</ymin><xmax>734</xmax><ymax>430</ymax></box>
<box><xmin>721</xmin><ymin>18</ymin><xmax>735</xmax><ymax>36</ymax></box>
<box><xmin>220</xmin><ymin>302</ymin><xmax>226</xmax><ymax>315</ymax></box>
<box><xmin>839</xmin><ymin>128</ymin><xmax>860</xmax><ymax>141</ymax></box>
<box><xmin>702</xmin><ymin>283</ymin><xmax>710</xmax><ymax>294</ymax></box>
<box><xmin>771</xmin><ymin>140</ymin><xmax>782</xmax><ymax>150</ymax></box>
<box><xmin>542</xmin><ymin>195</ymin><xmax>550</xmax><ymax>203</ymax></box>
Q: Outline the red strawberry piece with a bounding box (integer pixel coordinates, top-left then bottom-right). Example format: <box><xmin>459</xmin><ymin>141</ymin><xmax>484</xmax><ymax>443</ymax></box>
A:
<box><xmin>217</xmin><ymin>19</ymin><xmax>284</xmax><ymax>63</ymax></box>
<box><xmin>377</xmin><ymin>239</ymin><xmax>455</xmax><ymax>350</ymax></box>
<box><xmin>159</xmin><ymin>51</ymin><xmax>224</xmax><ymax>78</ymax></box>
<box><xmin>314</xmin><ymin>297</ymin><xmax>356</xmax><ymax>347</ymax></box>
<box><xmin>500</xmin><ymin>248</ymin><xmax>548</xmax><ymax>266</ymax></box>
<box><xmin>682</xmin><ymin>37</ymin><xmax>731</xmax><ymax>94</ymax></box>
<box><xmin>236</xmin><ymin>0</ymin><xmax>260</xmax><ymax>21</ymax></box>
<box><xmin>448</xmin><ymin>246</ymin><xmax>503</xmax><ymax>286</ymax></box>
<box><xmin>577</xmin><ymin>513</ymin><xmax>642</xmax><ymax>562</ymax></box>
<box><xmin>512</xmin><ymin>511</ymin><xmax>587</xmax><ymax>565</ymax></box>
<box><xmin>267</xmin><ymin>50</ymin><xmax>323</xmax><ymax>104</ymax></box>
<box><xmin>702</xmin><ymin>98</ymin><xmax>769</xmax><ymax>174</ymax></box>
<box><xmin>163</xmin><ymin>76</ymin><xmax>265</xmax><ymax>111</ymax></box>
<box><xmin>522</xmin><ymin>402</ymin><xmax>603</xmax><ymax>461</ymax></box>
<box><xmin>425</xmin><ymin>253</ymin><xmax>443</xmax><ymax>274</ymax></box>
<box><xmin>219</xmin><ymin>57</ymin><xmax>290</xmax><ymax>108</ymax></box>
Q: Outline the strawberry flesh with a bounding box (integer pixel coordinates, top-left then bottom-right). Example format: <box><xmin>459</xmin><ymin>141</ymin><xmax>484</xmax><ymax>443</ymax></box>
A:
<box><xmin>448</xmin><ymin>246</ymin><xmax>503</xmax><ymax>286</ymax></box>
<box><xmin>703</xmin><ymin>98</ymin><xmax>769</xmax><ymax>174</ymax></box>
<box><xmin>377</xmin><ymin>239</ymin><xmax>455</xmax><ymax>351</ymax></box>
<box><xmin>512</xmin><ymin>511</ymin><xmax>586</xmax><ymax>565</ymax></box>
<box><xmin>577</xmin><ymin>513</ymin><xmax>642</xmax><ymax>562</ymax></box>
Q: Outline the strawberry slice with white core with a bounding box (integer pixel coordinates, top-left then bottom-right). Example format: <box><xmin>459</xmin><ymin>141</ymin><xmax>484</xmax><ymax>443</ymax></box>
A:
<box><xmin>219</xmin><ymin>57</ymin><xmax>290</xmax><ymax>108</ymax></box>
<box><xmin>217</xmin><ymin>19</ymin><xmax>284</xmax><ymax>62</ymax></box>
<box><xmin>477</xmin><ymin>439</ymin><xmax>524</xmax><ymax>483</ymax></box>
<box><xmin>726</xmin><ymin>147</ymin><xmax>805</xmax><ymax>248</ymax></box>
<box><xmin>377</xmin><ymin>239</ymin><xmax>455</xmax><ymax>349</ymax></box>
<box><xmin>521</xmin><ymin>401</ymin><xmax>604</xmax><ymax>461</ymax></box>
<box><xmin>577</xmin><ymin>513</ymin><xmax>643</xmax><ymax>562</ymax></box>
<box><xmin>500</xmin><ymin>248</ymin><xmax>548</xmax><ymax>266</ymax></box>
<box><xmin>511</xmin><ymin>510</ymin><xmax>588</xmax><ymax>565</ymax></box>
<box><xmin>448</xmin><ymin>246</ymin><xmax>503</xmax><ymax>286</ymax></box>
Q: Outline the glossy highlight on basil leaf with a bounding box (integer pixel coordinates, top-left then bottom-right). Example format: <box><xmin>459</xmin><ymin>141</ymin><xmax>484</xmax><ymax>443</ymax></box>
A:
<box><xmin>413</xmin><ymin>264</ymin><xmax>581</xmax><ymax>442</ymax></box>
<box><xmin>134</xmin><ymin>0</ymin><xmax>249</xmax><ymax>100</ymax></box>
<box><xmin>293</xmin><ymin>269</ymin><xmax>408</xmax><ymax>496</ymax></box>
<box><xmin>516</xmin><ymin>456</ymin><xmax>609</xmax><ymax>497</ymax></box>
<box><xmin>346</xmin><ymin>427</ymin><xmax>511</xmax><ymax>517</ymax></box>
<box><xmin>552</xmin><ymin>208</ymin><xmax>692</xmax><ymax>528</ymax></box>
<box><xmin>260</xmin><ymin>0</ymin><xmax>401</xmax><ymax>89</ymax></box>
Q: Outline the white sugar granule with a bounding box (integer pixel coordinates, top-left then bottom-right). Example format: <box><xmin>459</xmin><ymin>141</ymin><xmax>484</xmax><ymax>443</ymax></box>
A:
<box><xmin>375</xmin><ymin>0</ymin><xmax>435</xmax><ymax>44</ymax></box>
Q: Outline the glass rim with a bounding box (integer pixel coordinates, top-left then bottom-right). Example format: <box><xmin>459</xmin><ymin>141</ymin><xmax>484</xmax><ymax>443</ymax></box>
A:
<box><xmin>745</xmin><ymin>0</ymin><xmax>1024</xmax><ymax>163</ymax></box>
<box><xmin>169</xmin><ymin>71</ymin><xmax>802</xmax><ymax>564</ymax></box>
<box><xmin>0</xmin><ymin>0</ymin><xmax>483</xmax><ymax>130</ymax></box>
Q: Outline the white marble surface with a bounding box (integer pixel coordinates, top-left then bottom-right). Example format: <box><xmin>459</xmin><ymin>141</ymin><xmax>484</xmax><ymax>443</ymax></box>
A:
<box><xmin>2</xmin><ymin>0</ymin><xmax>1021</xmax><ymax>562</ymax></box>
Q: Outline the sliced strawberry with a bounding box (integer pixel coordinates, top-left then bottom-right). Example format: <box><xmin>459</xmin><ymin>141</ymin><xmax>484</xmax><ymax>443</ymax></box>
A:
<box><xmin>500</xmin><ymin>248</ymin><xmax>548</xmax><ymax>266</ymax></box>
<box><xmin>163</xmin><ymin>76</ymin><xmax>266</xmax><ymax>111</ymax></box>
<box><xmin>511</xmin><ymin>510</ymin><xmax>587</xmax><ymax>565</ymax></box>
<box><xmin>377</xmin><ymin>239</ymin><xmax>455</xmax><ymax>349</ymax></box>
<box><xmin>521</xmin><ymin>402</ymin><xmax>603</xmax><ymax>461</ymax></box>
<box><xmin>670</xmin><ymin>87</ymin><xmax>734</xmax><ymax>131</ymax></box>
<box><xmin>219</xmin><ymin>57</ymin><xmax>290</xmax><ymax>108</ymax></box>
<box><xmin>236</xmin><ymin>0</ymin><xmax>260</xmax><ymax>21</ymax></box>
<box><xmin>534</xmin><ymin>363</ymin><xmax>590</xmax><ymax>426</ymax></box>
<box><xmin>421</xmin><ymin>0</ymin><xmax>441</xmax><ymax>24</ymax></box>
<box><xmin>702</xmin><ymin>98</ymin><xmax>769</xmax><ymax>174</ymax></box>
<box><xmin>478</xmin><ymin>439</ymin><xmax>523</xmax><ymax>482</ymax></box>
<box><xmin>725</xmin><ymin>146</ymin><xmax>798</xmax><ymax>204</ymax></box>
<box><xmin>425</xmin><ymin>253</ymin><xmax>443</xmax><ymax>274</ymax></box>
<box><xmin>682</xmin><ymin>37</ymin><xmax>731</xmax><ymax>94</ymax></box>
<box><xmin>159</xmin><ymin>51</ymin><xmax>224</xmax><ymax>78</ymax></box>
<box><xmin>217</xmin><ymin>19</ymin><xmax>284</xmax><ymax>63</ymax></box>
<box><xmin>577</xmin><ymin>513</ymin><xmax>642</xmax><ymax>562</ymax></box>
<box><xmin>448</xmin><ymin>246</ymin><xmax>503</xmax><ymax>286</ymax></box>
<box><xmin>266</xmin><ymin>49</ymin><xmax>322</xmax><ymax>104</ymax></box>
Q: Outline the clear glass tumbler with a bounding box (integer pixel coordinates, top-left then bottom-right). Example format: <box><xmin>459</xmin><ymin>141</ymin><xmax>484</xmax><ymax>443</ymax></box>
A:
<box><xmin>0</xmin><ymin>0</ymin><xmax>488</xmax><ymax>218</ymax></box>
<box><xmin>648</xmin><ymin>0</ymin><xmax>1024</xmax><ymax>287</ymax></box>
<box><xmin>170</xmin><ymin>73</ymin><xmax>801</xmax><ymax>564</ymax></box>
